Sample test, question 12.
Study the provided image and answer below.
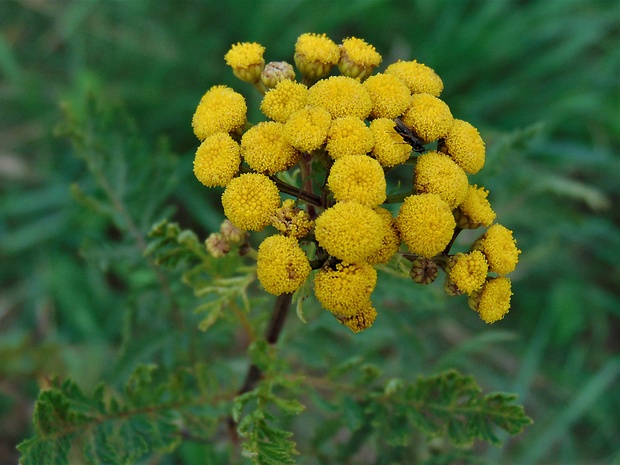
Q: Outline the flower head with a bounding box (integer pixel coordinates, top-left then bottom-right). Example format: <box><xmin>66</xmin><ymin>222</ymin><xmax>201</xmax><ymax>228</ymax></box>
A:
<box><xmin>457</xmin><ymin>185</ymin><xmax>496</xmax><ymax>228</ymax></box>
<box><xmin>385</xmin><ymin>60</ymin><xmax>444</xmax><ymax>96</ymax></box>
<box><xmin>327</xmin><ymin>155</ymin><xmax>386</xmax><ymax>207</ymax></box>
<box><xmin>283</xmin><ymin>106</ymin><xmax>332</xmax><ymax>152</ymax></box>
<box><xmin>221</xmin><ymin>173</ymin><xmax>281</xmax><ymax>231</ymax></box>
<box><xmin>363</xmin><ymin>73</ymin><xmax>411</xmax><ymax>119</ymax></box>
<box><xmin>192</xmin><ymin>85</ymin><xmax>247</xmax><ymax>141</ymax></box>
<box><xmin>370</xmin><ymin>118</ymin><xmax>412</xmax><ymax>167</ymax></box>
<box><xmin>401</xmin><ymin>94</ymin><xmax>453</xmax><ymax>143</ymax></box>
<box><xmin>338</xmin><ymin>37</ymin><xmax>382</xmax><ymax>80</ymax></box>
<box><xmin>366</xmin><ymin>207</ymin><xmax>401</xmax><ymax>265</ymax></box>
<box><xmin>396</xmin><ymin>194</ymin><xmax>456</xmax><ymax>258</ymax></box>
<box><xmin>193</xmin><ymin>133</ymin><xmax>241</xmax><ymax>187</ymax></box>
<box><xmin>224</xmin><ymin>42</ymin><xmax>266</xmax><ymax>84</ymax></box>
<box><xmin>260</xmin><ymin>61</ymin><xmax>296</xmax><ymax>89</ymax></box>
<box><xmin>474</xmin><ymin>224</ymin><xmax>521</xmax><ymax>275</ymax></box>
<box><xmin>440</xmin><ymin>119</ymin><xmax>485</xmax><ymax>174</ymax></box>
<box><xmin>308</xmin><ymin>76</ymin><xmax>372</xmax><ymax>119</ymax></box>
<box><xmin>447</xmin><ymin>251</ymin><xmax>488</xmax><ymax>295</ymax></box>
<box><xmin>337</xmin><ymin>302</ymin><xmax>378</xmax><ymax>333</ymax></box>
<box><xmin>414</xmin><ymin>151</ymin><xmax>469</xmax><ymax>209</ymax></box>
<box><xmin>271</xmin><ymin>199</ymin><xmax>314</xmax><ymax>239</ymax></box>
<box><xmin>241</xmin><ymin>121</ymin><xmax>300</xmax><ymax>174</ymax></box>
<box><xmin>469</xmin><ymin>277</ymin><xmax>513</xmax><ymax>323</ymax></box>
<box><xmin>260</xmin><ymin>80</ymin><xmax>308</xmax><ymax>123</ymax></box>
<box><xmin>315</xmin><ymin>202</ymin><xmax>384</xmax><ymax>263</ymax></box>
<box><xmin>325</xmin><ymin>116</ymin><xmax>374</xmax><ymax>159</ymax></box>
<box><xmin>294</xmin><ymin>33</ymin><xmax>340</xmax><ymax>80</ymax></box>
<box><xmin>257</xmin><ymin>235</ymin><xmax>311</xmax><ymax>295</ymax></box>
<box><xmin>314</xmin><ymin>262</ymin><xmax>377</xmax><ymax>317</ymax></box>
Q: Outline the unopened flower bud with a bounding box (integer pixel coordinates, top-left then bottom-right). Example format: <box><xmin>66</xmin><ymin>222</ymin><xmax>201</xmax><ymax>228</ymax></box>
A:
<box><xmin>205</xmin><ymin>233</ymin><xmax>230</xmax><ymax>258</ymax></box>
<box><xmin>220</xmin><ymin>219</ymin><xmax>247</xmax><ymax>244</ymax></box>
<box><xmin>261</xmin><ymin>61</ymin><xmax>296</xmax><ymax>88</ymax></box>
<box><xmin>409</xmin><ymin>257</ymin><xmax>439</xmax><ymax>285</ymax></box>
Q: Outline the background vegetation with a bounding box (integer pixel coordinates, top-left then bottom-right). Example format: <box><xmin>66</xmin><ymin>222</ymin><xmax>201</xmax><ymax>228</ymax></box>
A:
<box><xmin>1</xmin><ymin>0</ymin><xmax>618</xmax><ymax>464</ymax></box>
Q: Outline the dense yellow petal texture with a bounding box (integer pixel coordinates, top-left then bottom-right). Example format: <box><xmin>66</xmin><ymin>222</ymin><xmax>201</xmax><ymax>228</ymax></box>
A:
<box><xmin>385</xmin><ymin>60</ymin><xmax>444</xmax><ymax>96</ymax></box>
<box><xmin>327</xmin><ymin>155</ymin><xmax>386</xmax><ymax>206</ymax></box>
<box><xmin>283</xmin><ymin>106</ymin><xmax>332</xmax><ymax>152</ymax></box>
<box><xmin>193</xmin><ymin>133</ymin><xmax>241</xmax><ymax>188</ymax></box>
<box><xmin>314</xmin><ymin>262</ymin><xmax>377</xmax><ymax>317</ymax></box>
<box><xmin>338</xmin><ymin>302</ymin><xmax>378</xmax><ymax>333</ymax></box>
<box><xmin>294</xmin><ymin>33</ymin><xmax>340</xmax><ymax>80</ymax></box>
<box><xmin>192</xmin><ymin>85</ymin><xmax>247</xmax><ymax>141</ymax></box>
<box><xmin>221</xmin><ymin>173</ymin><xmax>281</xmax><ymax>231</ymax></box>
<box><xmin>325</xmin><ymin>117</ymin><xmax>374</xmax><ymax>159</ymax></box>
<box><xmin>224</xmin><ymin>42</ymin><xmax>265</xmax><ymax>83</ymax></box>
<box><xmin>308</xmin><ymin>76</ymin><xmax>372</xmax><ymax>119</ymax></box>
<box><xmin>414</xmin><ymin>151</ymin><xmax>469</xmax><ymax>209</ymax></box>
<box><xmin>441</xmin><ymin>119</ymin><xmax>486</xmax><ymax>174</ymax></box>
<box><xmin>401</xmin><ymin>94</ymin><xmax>453</xmax><ymax>143</ymax></box>
<box><xmin>370</xmin><ymin>118</ymin><xmax>412</xmax><ymax>167</ymax></box>
<box><xmin>458</xmin><ymin>185</ymin><xmax>496</xmax><ymax>228</ymax></box>
<box><xmin>241</xmin><ymin>121</ymin><xmax>300</xmax><ymax>174</ymax></box>
<box><xmin>366</xmin><ymin>207</ymin><xmax>401</xmax><ymax>265</ymax></box>
<box><xmin>339</xmin><ymin>37</ymin><xmax>382</xmax><ymax>80</ymax></box>
<box><xmin>448</xmin><ymin>251</ymin><xmax>488</xmax><ymax>295</ymax></box>
<box><xmin>396</xmin><ymin>194</ymin><xmax>456</xmax><ymax>258</ymax></box>
<box><xmin>315</xmin><ymin>202</ymin><xmax>383</xmax><ymax>263</ymax></box>
<box><xmin>474</xmin><ymin>224</ymin><xmax>521</xmax><ymax>275</ymax></box>
<box><xmin>363</xmin><ymin>73</ymin><xmax>411</xmax><ymax>119</ymax></box>
<box><xmin>256</xmin><ymin>235</ymin><xmax>311</xmax><ymax>295</ymax></box>
<box><xmin>470</xmin><ymin>277</ymin><xmax>513</xmax><ymax>323</ymax></box>
<box><xmin>260</xmin><ymin>80</ymin><xmax>308</xmax><ymax>123</ymax></box>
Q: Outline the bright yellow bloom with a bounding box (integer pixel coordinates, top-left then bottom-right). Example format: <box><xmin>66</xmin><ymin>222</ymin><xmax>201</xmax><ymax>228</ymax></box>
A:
<box><xmin>314</xmin><ymin>202</ymin><xmax>384</xmax><ymax>263</ymax></box>
<box><xmin>441</xmin><ymin>119</ymin><xmax>485</xmax><ymax>174</ymax></box>
<box><xmin>370</xmin><ymin>118</ymin><xmax>412</xmax><ymax>167</ymax></box>
<box><xmin>224</xmin><ymin>42</ymin><xmax>265</xmax><ymax>84</ymax></box>
<box><xmin>337</xmin><ymin>302</ymin><xmax>378</xmax><ymax>333</ymax></box>
<box><xmin>294</xmin><ymin>33</ymin><xmax>340</xmax><ymax>80</ymax></box>
<box><xmin>241</xmin><ymin>121</ymin><xmax>300</xmax><ymax>174</ymax></box>
<box><xmin>338</xmin><ymin>37</ymin><xmax>382</xmax><ymax>80</ymax></box>
<box><xmin>448</xmin><ymin>251</ymin><xmax>488</xmax><ymax>295</ymax></box>
<box><xmin>283</xmin><ymin>106</ymin><xmax>332</xmax><ymax>152</ymax></box>
<box><xmin>366</xmin><ymin>207</ymin><xmax>401</xmax><ymax>265</ymax></box>
<box><xmin>256</xmin><ymin>235</ymin><xmax>311</xmax><ymax>295</ymax></box>
<box><xmin>474</xmin><ymin>224</ymin><xmax>521</xmax><ymax>275</ymax></box>
<box><xmin>327</xmin><ymin>155</ymin><xmax>386</xmax><ymax>207</ymax></box>
<box><xmin>458</xmin><ymin>185</ymin><xmax>496</xmax><ymax>228</ymax></box>
<box><xmin>469</xmin><ymin>277</ymin><xmax>513</xmax><ymax>323</ymax></box>
<box><xmin>307</xmin><ymin>76</ymin><xmax>372</xmax><ymax>119</ymax></box>
<box><xmin>362</xmin><ymin>73</ymin><xmax>411</xmax><ymax>119</ymax></box>
<box><xmin>314</xmin><ymin>262</ymin><xmax>377</xmax><ymax>317</ymax></box>
<box><xmin>414</xmin><ymin>151</ymin><xmax>469</xmax><ymax>208</ymax></box>
<box><xmin>271</xmin><ymin>199</ymin><xmax>314</xmax><ymax>239</ymax></box>
<box><xmin>385</xmin><ymin>60</ymin><xmax>444</xmax><ymax>96</ymax></box>
<box><xmin>221</xmin><ymin>173</ymin><xmax>281</xmax><ymax>231</ymax></box>
<box><xmin>260</xmin><ymin>80</ymin><xmax>308</xmax><ymax>123</ymax></box>
<box><xmin>401</xmin><ymin>94</ymin><xmax>453</xmax><ymax>143</ymax></box>
<box><xmin>396</xmin><ymin>193</ymin><xmax>456</xmax><ymax>258</ymax></box>
<box><xmin>193</xmin><ymin>133</ymin><xmax>241</xmax><ymax>188</ymax></box>
<box><xmin>192</xmin><ymin>85</ymin><xmax>247</xmax><ymax>141</ymax></box>
<box><xmin>325</xmin><ymin>116</ymin><xmax>374</xmax><ymax>159</ymax></box>
<box><xmin>260</xmin><ymin>61</ymin><xmax>296</xmax><ymax>89</ymax></box>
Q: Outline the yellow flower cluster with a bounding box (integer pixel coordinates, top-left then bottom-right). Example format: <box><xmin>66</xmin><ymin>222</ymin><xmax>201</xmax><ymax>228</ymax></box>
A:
<box><xmin>190</xmin><ymin>33</ymin><xmax>521</xmax><ymax>332</ymax></box>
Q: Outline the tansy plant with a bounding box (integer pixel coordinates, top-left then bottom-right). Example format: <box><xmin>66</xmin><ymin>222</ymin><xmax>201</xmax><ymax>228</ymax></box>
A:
<box><xmin>192</xmin><ymin>33</ymin><xmax>521</xmax><ymax>333</ymax></box>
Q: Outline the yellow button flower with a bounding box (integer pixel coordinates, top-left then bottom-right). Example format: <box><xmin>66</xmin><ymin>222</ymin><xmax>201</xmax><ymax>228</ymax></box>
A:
<box><xmin>256</xmin><ymin>235</ymin><xmax>311</xmax><ymax>295</ymax></box>
<box><xmin>327</xmin><ymin>155</ymin><xmax>386</xmax><ymax>207</ymax></box>
<box><xmin>191</xmin><ymin>85</ymin><xmax>247</xmax><ymax>141</ymax></box>
<box><xmin>314</xmin><ymin>262</ymin><xmax>377</xmax><ymax>317</ymax></box>
<box><xmin>385</xmin><ymin>60</ymin><xmax>444</xmax><ymax>96</ymax></box>
<box><xmin>337</xmin><ymin>302</ymin><xmax>378</xmax><ymax>333</ymax></box>
<box><xmin>283</xmin><ymin>106</ymin><xmax>332</xmax><ymax>153</ymax></box>
<box><xmin>396</xmin><ymin>193</ymin><xmax>456</xmax><ymax>258</ymax></box>
<box><xmin>260</xmin><ymin>80</ymin><xmax>308</xmax><ymax>123</ymax></box>
<box><xmin>457</xmin><ymin>185</ymin><xmax>496</xmax><ymax>228</ymax></box>
<box><xmin>366</xmin><ymin>207</ymin><xmax>401</xmax><ymax>265</ymax></box>
<box><xmin>440</xmin><ymin>119</ymin><xmax>486</xmax><ymax>174</ymax></box>
<box><xmin>241</xmin><ymin>121</ymin><xmax>300</xmax><ymax>174</ymax></box>
<box><xmin>307</xmin><ymin>76</ymin><xmax>372</xmax><ymax>119</ymax></box>
<box><xmin>224</xmin><ymin>42</ymin><xmax>265</xmax><ymax>84</ymax></box>
<box><xmin>474</xmin><ymin>224</ymin><xmax>521</xmax><ymax>275</ymax></box>
<box><xmin>326</xmin><ymin>116</ymin><xmax>374</xmax><ymax>159</ymax></box>
<box><xmin>271</xmin><ymin>199</ymin><xmax>314</xmax><ymax>239</ymax></box>
<box><xmin>401</xmin><ymin>93</ymin><xmax>454</xmax><ymax>143</ymax></box>
<box><xmin>193</xmin><ymin>133</ymin><xmax>241</xmax><ymax>188</ymax></box>
<box><xmin>221</xmin><ymin>173</ymin><xmax>281</xmax><ymax>231</ymax></box>
<box><xmin>338</xmin><ymin>37</ymin><xmax>382</xmax><ymax>80</ymax></box>
<box><xmin>314</xmin><ymin>202</ymin><xmax>384</xmax><ymax>263</ymax></box>
<box><xmin>363</xmin><ymin>73</ymin><xmax>411</xmax><ymax>119</ymax></box>
<box><xmin>369</xmin><ymin>118</ymin><xmax>412</xmax><ymax>167</ymax></box>
<box><xmin>469</xmin><ymin>277</ymin><xmax>513</xmax><ymax>324</ymax></box>
<box><xmin>294</xmin><ymin>33</ymin><xmax>340</xmax><ymax>80</ymax></box>
<box><xmin>414</xmin><ymin>151</ymin><xmax>469</xmax><ymax>209</ymax></box>
<box><xmin>448</xmin><ymin>251</ymin><xmax>489</xmax><ymax>295</ymax></box>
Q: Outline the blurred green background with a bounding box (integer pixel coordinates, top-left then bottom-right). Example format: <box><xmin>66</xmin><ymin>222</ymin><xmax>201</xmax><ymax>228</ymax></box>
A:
<box><xmin>1</xmin><ymin>0</ymin><xmax>619</xmax><ymax>464</ymax></box>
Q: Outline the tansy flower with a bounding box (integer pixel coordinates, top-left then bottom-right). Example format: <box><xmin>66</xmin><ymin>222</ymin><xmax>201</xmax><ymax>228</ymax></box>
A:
<box><xmin>363</xmin><ymin>73</ymin><xmax>411</xmax><ymax>119</ymax></box>
<box><xmin>447</xmin><ymin>251</ymin><xmax>489</xmax><ymax>295</ymax></box>
<box><xmin>314</xmin><ymin>202</ymin><xmax>384</xmax><ymax>263</ymax></box>
<box><xmin>440</xmin><ymin>119</ymin><xmax>485</xmax><ymax>174</ymax></box>
<box><xmin>337</xmin><ymin>302</ymin><xmax>378</xmax><ymax>333</ymax></box>
<box><xmin>414</xmin><ymin>151</ymin><xmax>469</xmax><ymax>209</ymax></box>
<box><xmin>260</xmin><ymin>80</ymin><xmax>308</xmax><ymax>123</ymax></box>
<box><xmin>260</xmin><ymin>61</ymin><xmax>296</xmax><ymax>89</ymax></box>
<box><xmin>224</xmin><ymin>42</ymin><xmax>265</xmax><ymax>84</ymax></box>
<box><xmin>338</xmin><ymin>37</ymin><xmax>382</xmax><ymax>80</ymax></box>
<box><xmin>193</xmin><ymin>133</ymin><xmax>241</xmax><ymax>187</ymax></box>
<box><xmin>325</xmin><ymin>116</ymin><xmax>374</xmax><ymax>159</ymax></box>
<box><xmin>385</xmin><ymin>60</ymin><xmax>444</xmax><ymax>96</ymax></box>
<box><xmin>366</xmin><ymin>207</ymin><xmax>401</xmax><ymax>265</ymax></box>
<box><xmin>256</xmin><ymin>235</ymin><xmax>311</xmax><ymax>295</ymax></box>
<box><xmin>241</xmin><ymin>121</ymin><xmax>300</xmax><ymax>174</ymax></box>
<box><xmin>396</xmin><ymin>193</ymin><xmax>456</xmax><ymax>258</ymax></box>
<box><xmin>474</xmin><ymin>224</ymin><xmax>521</xmax><ymax>275</ymax></box>
<box><xmin>283</xmin><ymin>106</ymin><xmax>332</xmax><ymax>152</ymax></box>
<box><xmin>271</xmin><ymin>199</ymin><xmax>314</xmax><ymax>239</ymax></box>
<box><xmin>457</xmin><ymin>185</ymin><xmax>496</xmax><ymax>228</ymax></box>
<box><xmin>294</xmin><ymin>33</ymin><xmax>340</xmax><ymax>81</ymax></box>
<box><xmin>221</xmin><ymin>173</ymin><xmax>281</xmax><ymax>231</ymax></box>
<box><xmin>401</xmin><ymin>93</ymin><xmax>454</xmax><ymax>143</ymax></box>
<box><xmin>192</xmin><ymin>85</ymin><xmax>247</xmax><ymax>141</ymax></box>
<box><xmin>469</xmin><ymin>277</ymin><xmax>513</xmax><ymax>323</ymax></box>
<box><xmin>369</xmin><ymin>118</ymin><xmax>412</xmax><ymax>167</ymax></box>
<box><xmin>314</xmin><ymin>262</ymin><xmax>377</xmax><ymax>317</ymax></box>
<box><xmin>307</xmin><ymin>76</ymin><xmax>372</xmax><ymax>119</ymax></box>
<box><xmin>327</xmin><ymin>155</ymin><xmax>386</xmax><ymax>207</ymax></box>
